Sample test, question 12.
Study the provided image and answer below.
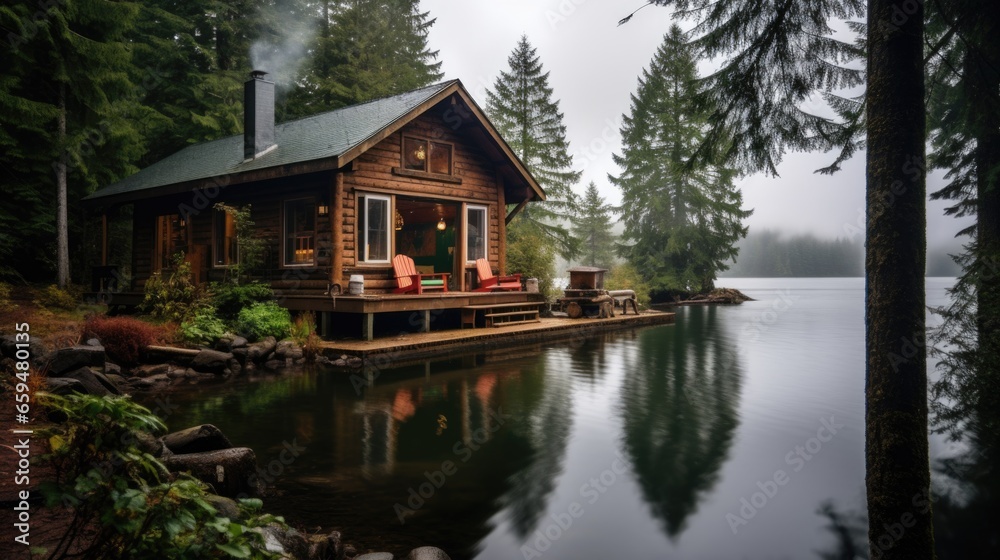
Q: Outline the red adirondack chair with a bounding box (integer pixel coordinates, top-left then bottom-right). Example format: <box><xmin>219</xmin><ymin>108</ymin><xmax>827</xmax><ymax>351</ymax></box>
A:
<box><xmin>392</xmin><ymin>254</ymin><xmax>449</xmax><ymax>294</ymax></box>
<box><xmin>473</xmin><ymin>258</ymin><xmax>522</xmax><ymax>292</ymax></box>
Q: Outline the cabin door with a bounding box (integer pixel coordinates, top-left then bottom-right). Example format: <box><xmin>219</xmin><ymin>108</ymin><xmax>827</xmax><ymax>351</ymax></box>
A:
<box><xmin>153</xmin><ymin>214</ymin><xmax>184</xmax><ymax>272</ymax></box>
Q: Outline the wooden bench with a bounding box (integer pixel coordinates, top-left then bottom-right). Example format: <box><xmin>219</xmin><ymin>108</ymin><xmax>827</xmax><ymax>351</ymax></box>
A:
<box><xmin>461</xmin><ymin>302</ymin><xmax>544</xmax><ymax>328</ymax></box>
<box><xmin>607</xmin><ymin>290</ymin><xmax>639</xmax><ymax>315</ymax></box>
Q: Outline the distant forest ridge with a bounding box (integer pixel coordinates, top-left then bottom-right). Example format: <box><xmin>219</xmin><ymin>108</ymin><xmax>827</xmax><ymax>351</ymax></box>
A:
<box><xmin>720</xmin><ymin>229</ymin><xmax>962</xmax><ymax>277</ymax></box>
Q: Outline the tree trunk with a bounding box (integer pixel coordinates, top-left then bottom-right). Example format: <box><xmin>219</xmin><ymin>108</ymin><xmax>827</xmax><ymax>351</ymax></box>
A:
<box><xmin>969</xmin><ymin>19</ymin><xmax>1000</xmax><ymax>436</ymax></box>
<box><xmin>56</xmin><ymin>83</ymin><xmax>70</xmax><ymax>289</ymax></box>
<box><xmin>865</xmin><ymin>1</ymin><xmax>932</xmax><ymax>558</ymax></box>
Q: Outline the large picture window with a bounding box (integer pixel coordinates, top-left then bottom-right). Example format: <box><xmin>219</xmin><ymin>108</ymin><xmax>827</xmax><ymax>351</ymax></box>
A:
<box><xmin>358</xmin><ymin>194</ymin><xmax>390</xmax><ymax>263</ymax></box>
<box><xmin>284</xmin><ymin>198</ymin><xmax>316</xmax><ymax>266</ymax></box>
<box><xmin>213</xmin><ymin>211</ymin><xmax>237</xmax><ymax>267</ymax></box>
<box><xmin>466</xmin><ymin>205</ymin><xmax>487</xmax><ymax>263</ymax></box>
<box><xmin>403</xmin><ymin>136</ymin><xmax>453</xmax><ymax>175</ymax></box>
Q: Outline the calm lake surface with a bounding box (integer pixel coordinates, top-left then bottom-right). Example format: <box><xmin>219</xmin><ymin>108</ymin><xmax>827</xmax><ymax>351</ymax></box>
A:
<box><xmin>147</xmin><ymin>278</ymin><xmax>972</xmax><ymax>559</ymax></box>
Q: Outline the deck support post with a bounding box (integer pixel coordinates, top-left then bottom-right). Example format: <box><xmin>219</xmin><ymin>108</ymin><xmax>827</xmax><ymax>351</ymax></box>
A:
<box><xmin>422</xmin><ymin>309</ymin><xmax>431</xmax><ymax>333</ymax></box>
<box><xmin>497</xmin><ymin>178</ymin><xmax>507</xmax><ymax>275</ymax></box>
<box><xmin>363</xmin><ymin>313</ymin><xmax>374</xmax><ymax>341</ymax></box>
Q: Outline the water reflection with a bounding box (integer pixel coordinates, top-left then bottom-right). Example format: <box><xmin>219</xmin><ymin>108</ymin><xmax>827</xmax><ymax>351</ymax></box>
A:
<box><xmin>619</xmin><ymin>306</ymin><xmax>743</xmax><ymax>538</ymax></box>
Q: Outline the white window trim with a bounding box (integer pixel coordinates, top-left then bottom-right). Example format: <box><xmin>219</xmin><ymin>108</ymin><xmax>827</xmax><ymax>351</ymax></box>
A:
<box><xmin>361</xmin><ymin>193</ymin><xmax>392</xmax><ymax>264</ymax></box>
<box><xmin>283</xmin><ymin>197</ymin><xmax>317</xmax><ymax>268</ymax></box>
<box><xmin>465</xmin><ymin>204</ymin><xmax>488</xmax><ymax>264</ymax></box>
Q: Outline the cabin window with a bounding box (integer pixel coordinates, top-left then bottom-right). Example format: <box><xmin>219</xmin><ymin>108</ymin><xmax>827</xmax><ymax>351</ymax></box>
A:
<box><xmin>403</xmin><ymin>136</ymin><xmax>452</xmax><ymax>175</ymax></box>
<box><xmin>213</xmin><ymin>211</ymin><xmax>237</xmax><ymax>267</ymax></box>
<box><xmin>284</xmin><ymin>198</ymin><xmax>316</xmax><ymax>266</ymax></box>
<box><xmin>466</xmin><ymin>205</ymin><xmax>487</xmax><ymax>263</ymax></box>
<box><xmin>358</xmin><ymin>194</ymin><xmax>390</xmax><ymax>263</ymax></box>
<box><xmin>155</xmin><ymin>214</ymin><xmax>184</xmax><ymax>271</ymax></box>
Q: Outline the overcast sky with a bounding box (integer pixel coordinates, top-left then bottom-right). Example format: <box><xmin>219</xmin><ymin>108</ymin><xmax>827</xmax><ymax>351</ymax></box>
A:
<box><xmin>419</xmin><ymin>0</ymin><xmax>969</xmax><ymax>250</ymax></box>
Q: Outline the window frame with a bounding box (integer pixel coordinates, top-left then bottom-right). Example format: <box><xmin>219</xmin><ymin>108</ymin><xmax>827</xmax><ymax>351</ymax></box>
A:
<box><xmin>401</xmin><ymin>135</ymin><xmax>454</xmax><ymax>176</ymax></box>
<box><xmin>282</xmin><ymin>197</ymin><xmax>317</xmax><ymax>268</ymax></box>
<box><xmin>465</xmin><ymin>205</ymin><xmax>488</xmax><ymax>264</ymax></box>
<box><xmin>357</xmin><ymin>193</ymin><xmax>392</xmax><ymax>265</ymax></box>
<box><xmin>212</xmin><ymin>210</ymin><xmax>237</xmax><ymax>268</ymax></box>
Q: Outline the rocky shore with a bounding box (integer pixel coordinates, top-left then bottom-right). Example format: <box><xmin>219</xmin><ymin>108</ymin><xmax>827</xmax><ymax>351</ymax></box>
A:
<box><xmin>0</xmin><ymin>335</ymin><xmax>448</xmax><ymax>560</ymax></box>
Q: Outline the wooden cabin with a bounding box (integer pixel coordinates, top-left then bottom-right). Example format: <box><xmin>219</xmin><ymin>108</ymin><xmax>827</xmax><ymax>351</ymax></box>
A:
<box><xmin>84</xmin><ymin>74</ymin><xmax>545</xmax><ymax>301</ymax></box>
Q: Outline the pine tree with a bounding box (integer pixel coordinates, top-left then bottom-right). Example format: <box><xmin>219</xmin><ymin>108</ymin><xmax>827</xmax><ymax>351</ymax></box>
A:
<box><xmin>0</xmin><ymin>0</ymin><xmax>144</xmax><ymax>286</ymax></box>
<box><xmin>285</xmin><ymin>0</ymin><xmax>442</xmax><ymax>116</ymax></box>
<box><xmin>610</xmin><ymin>26</ymin><xmax>750</xmax><ymax>294</ymax></box>
<box><xmin>485</xmin><ymin>35</ymin><xmax>581</xmax><ymax>259</ymax></box>
<box><xmin>626</xmin><ymin>2</ymin><xmax>931</xmax><ymax>556</ymax></box>
<box><xmin>572</xmin><ymin>182</ymin><xmax>617</xmax><ymax>269</ymax></box>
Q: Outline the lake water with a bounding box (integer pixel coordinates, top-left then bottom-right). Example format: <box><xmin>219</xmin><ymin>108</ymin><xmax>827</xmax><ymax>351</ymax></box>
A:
<box><xmin>148</xmin><ymin>277</ymin><xmax>976</xmax><ymax>559</ymax></box>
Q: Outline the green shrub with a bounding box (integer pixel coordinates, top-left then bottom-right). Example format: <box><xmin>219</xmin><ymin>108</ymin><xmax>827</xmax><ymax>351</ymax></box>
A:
<box><xmin>291</xmin><ymin>312</ymin><xmax>322</xmax><ymax>360</ymax></box>
<box><xmin>84</xmin><ymin>315</ymin><xmax>158</xmax><ymax>368</ymax></box>
<box><xmin>180</xmin><ymin>307</ymin><xmax>228</xmax><ymax>346</ymax></box>
<box><xmin>506</xmin><ymin>219</ymin><xmax>557</xmax><ymax>297</ymax></box>
<box><xmin>38</xmin><ymin>393</ymin><xmax>282</xmax><ymax>560</ymax></box>
<box><xmin>606</xmin><ymin>263</ymin><xmax>652</xmax><ymax>308</ymax></box>
<box><xmin>34</xmin><ymin>284</ymin><xmax>77</xmax><ymax>310</ymax></box>
<box><xmin>236</xmin><ymin>302</ymin><xmax>291</xmax><ymax>341</ymax></box>
<box><xmin>140</xmin><ymin>254</ymin><xmax>204</xmax><ymax>322</ymax></box>
<box><xmin>211</xmin><ymin>281</ymin><xmax>274</xmax><ymax>322</ymax></box>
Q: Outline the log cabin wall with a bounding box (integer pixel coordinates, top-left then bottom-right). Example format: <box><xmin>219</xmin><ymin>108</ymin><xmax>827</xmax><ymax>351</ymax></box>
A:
<box><xmin>340</xmin><ymin>102</ymin><xmax>504</xmax><ymax>292</ymax></box>
<box><xmin>128</xmin><ymin>99</ymin><xmax>509</xmax><ymax>295</ymax></box>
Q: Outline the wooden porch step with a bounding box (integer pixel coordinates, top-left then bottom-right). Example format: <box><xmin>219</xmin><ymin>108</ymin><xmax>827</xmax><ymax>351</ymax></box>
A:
<box><xmin>461</xmin><ymin>301</ymin><xmax>545</xmax><ymax>329</ymax></box>
<box><xmin>485</xmin><ymin>310</ymin><xmax>540</xmax><ymax>328</ymax></box>
<box><xmin>484</xmin><ymin>310</ymin><xmax>540</xmax><ymax>318</ymax></box>
<box><xmin>489</xmin><ymin>318</ymin><xmax>541</xmax><ymax>328</ymax></box>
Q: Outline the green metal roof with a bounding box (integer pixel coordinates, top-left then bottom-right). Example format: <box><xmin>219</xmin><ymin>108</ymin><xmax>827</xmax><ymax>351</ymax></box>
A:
<box><xmin>85</xmin><ymin>80</ymin><xmax>458</xmax><ymax>202</ymax></box>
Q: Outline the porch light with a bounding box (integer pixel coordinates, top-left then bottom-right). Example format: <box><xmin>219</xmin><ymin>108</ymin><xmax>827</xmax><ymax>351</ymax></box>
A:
<box><xmin>437</xmin><ymin>217</ymin><xmax>446</xmax><ymax>231</ymax></box>
<box><xmin>414</xmin><ymin>144</ymin><xmax>426</xmax><ymax>161</ymax></box>
<box><xmin>178</xmin><ymin>218</ymin><xmax>186</xmax><ymax>228</ymax></box>
<box><xmin>395</xmin><ymin>210</ymin><xmax>405</xmax><ymax>230</ymax></box>
<box><xmin>318</xmin><ymin>203</ymin><xmax>330</xmax><ymax>217</ymax></box>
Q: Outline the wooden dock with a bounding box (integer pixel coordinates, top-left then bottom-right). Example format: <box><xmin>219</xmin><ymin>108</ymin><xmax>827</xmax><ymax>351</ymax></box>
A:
<box><xmin>319</xmin><ymin>311</ymin><xmax>675</xmax><ymax>363</ymax></box>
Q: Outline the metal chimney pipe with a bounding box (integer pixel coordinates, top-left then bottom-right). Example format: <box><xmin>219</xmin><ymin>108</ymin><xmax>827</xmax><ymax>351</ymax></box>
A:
<box><xmin>244</xmin><ymin>70</ymin><xmax>275</xmax><ymax>160</ymax></box>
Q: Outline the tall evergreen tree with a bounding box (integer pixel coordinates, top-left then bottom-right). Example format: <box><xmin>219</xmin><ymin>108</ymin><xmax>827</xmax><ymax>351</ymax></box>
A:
<box><xmin>572</xmin><ymin>182</ymin><xmax>617</xmax><ymax>269</ymax></box>
<box><xmin>626</xmin><ymin>1</ymin><xmax>931</xmax><ymax>556</ymax></box>
<box><xmin>285</xmin><ymin>0</ymin><xmax>442</xmax><ymax>116</ymax></box>
<box><xmin>485</xmin><ymin>35</ymin><xmax>581</xmax><ymax>259</ymax></box>
<box><xmin>0</xmin><ymin>0</ymin><xmax>145</xmax><ymax>286</ymax></box>
<box><xmin>610</xmin><ymin>26</ymin><xmax>750</xmax><ymax>293</ymax></box>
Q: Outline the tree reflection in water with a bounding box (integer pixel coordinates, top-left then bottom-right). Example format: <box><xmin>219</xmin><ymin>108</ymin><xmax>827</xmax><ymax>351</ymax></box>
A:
<box><xmin>618</xmin><ymin>306</ymin><xmax>743</xmax><ymax>538</ymax></box>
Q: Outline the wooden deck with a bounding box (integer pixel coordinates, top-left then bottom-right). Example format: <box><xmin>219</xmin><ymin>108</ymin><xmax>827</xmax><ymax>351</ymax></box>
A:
<box><xmin>319</xmin><ymin>311</ymin><xmax>675</xmax><ymax>362</ymax></box>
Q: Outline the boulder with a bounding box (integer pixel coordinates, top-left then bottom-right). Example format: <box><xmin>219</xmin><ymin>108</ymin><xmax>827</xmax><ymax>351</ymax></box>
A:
<box><xmin>144</xmin><ymin>345</ymin><xmax>199</xmax><ymax>367</ymax></box>
<box><xmin>162</xmin><ymin>447</ymin><xmax>258</xmax><ymax>498</ymax></box>
<box><xmin>247</xmin><ymin>336</ymin><xmax>277</xmax><ymax>363</ymax></box>
<box><xmin>232</xmin><ymin>347</ymin><xmax>250</xmax><ymax>366</ymax></box>
<box><xmin>406</xmin><ymin>547</ymin><xmax>451</xmax><ymax>560</ymax></box>
<box><xmin>84</xmin><ymin>338</ymin><xmax>102</xmax><ymax>347</ymax></box>
<box><xmin>344</xmin><ymin>544</ymin><xmax>358</xmax><ymax>558</ymax></box>
<box><xmin>133</xmin><ymin>364</ymin><xmax>171</xmax><ymax>378</ymax></box>
<box><xmin>263</xmin><ymin>359</ymin><xmax>285</xmax><ymax>371</ymax></box>
<box><xmin>46</xmin><ymin>345</ymin><xmax>105</xmax><ymax>376</ymax></box>
<box><xmin>63</xmin><ymin>366</ymin><xmax>121</xmax><ymax>396</ymax></box>
<box><xmin>190</xmin><ymin>349</ymin><xmax>233</xmax><ymax>374</ymax></box>
<box><xmin>215</xmin><ymin>335</ymin><xmax>249</xmax><ymax>352</ymax></box>
<box><xmin>355</xmin><ymin>553</ymin><xmax>394</xmax><ymax>560</ymax></box>
<box><xmin>205</xmin><ymin>494</ymin><xmax>241</xmax><ymax>520</ymax></box>
<box><xmin>275</xmin><ymin>340</ymin><xmax>304</xmax><ymax>361</ymax></box>
<box><xmin>162</xmin><ymin>424</ymin><xmax>233</xmax><ymax>455</ymax></box>
<box><xmin>259</xmin><ymin>524</ymin><xmax>310</xmax><ymax>559</ymax></box>
<box><xmin>105</xmin><ymin>373</ymin><xmax>127</xmax><ymax>387</ymax></box>
<box><xmin>104</xmin><ymin>362</ymin><xmax>122</xmax><ymax>376</ymax></box>
<box><xmin>46</xmin><ymin>377</ymin><xmax>86</xmax><ymax>395</ymax></box>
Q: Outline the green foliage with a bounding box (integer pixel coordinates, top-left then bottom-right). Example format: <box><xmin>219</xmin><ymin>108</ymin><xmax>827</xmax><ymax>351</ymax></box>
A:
<box><xmin>180</xmin><ymin>307</ymin><xmax>228</xmax><ymax>346</ymax></box>
<box><xmin>141</xmin><ymin>253</ymin><xmax>204</xmax><ymax>322</ymax></box>
<box><xmin>506</xmin><ymin>219</ymin><xmax>556</xmax><ymax>297</ymax></box>
<box><xmin>486</xmin><ymin>35</ymin><xmax>581</xmax><ymax>259</ymax></box>
<box><xmin>291</xmin><ymin>312</ymin><xmax>322</xmax><ymax>360</ymax></box>
<box><xmin>610</xmin><ymin>26</ymin><xmax>751</xmax><ymax>294</ymax></box>
<box><xmin>285</xmin><ymin>0</ymin><xmax>443</xmax><ymax>116</ymax></box>
<box><xmin>37</xmin><ymin>393</ymin><xmax>281</xmax><ymax>560</ymax></box>
<box><xmin>605</xmin><ymin>264</ymin><xmax>651</xmax><ymax>308</ymax></box>
<box><xmin>34</xmin><ymin>285</ymin><xmax>77</xmax><ymax>310</ymax></box>
<box><xmin>84</xmin><ymin>316</ymin><xmax>158</xmax><ymax>368</ymax></box>
<box><xmin>211</xmin><ymin>281</ymin><xmax>275</xmax><ymax>323</ymax></box>
<box><xmin>236</xmin><ymin>302</ymin><xmax>292</xmax><ymax>342</ymax></box>
<box><xmin>572</xmin><ymin>182</ymin><xmax>618</xmax><ymax>269</ymax></box>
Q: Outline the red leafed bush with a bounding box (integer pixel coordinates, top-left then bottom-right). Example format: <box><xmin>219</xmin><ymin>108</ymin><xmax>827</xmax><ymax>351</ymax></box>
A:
<box><xmin>84</xmin><ymin>316</ymin><xmax>157</xmax><ymax>368</ymax></box>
